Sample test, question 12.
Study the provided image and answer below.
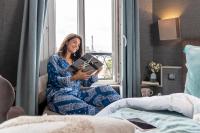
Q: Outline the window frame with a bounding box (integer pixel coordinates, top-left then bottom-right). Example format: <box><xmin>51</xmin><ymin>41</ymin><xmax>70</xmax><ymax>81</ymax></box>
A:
<box><xmin>45</xmin><ymin>0</ymin><xmax>121</xmax><ymax>84</ymax></box>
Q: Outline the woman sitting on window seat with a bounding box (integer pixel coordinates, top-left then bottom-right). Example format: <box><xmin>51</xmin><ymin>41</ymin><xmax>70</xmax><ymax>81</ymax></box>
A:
<box><xmin>46</xmin><ymin>33</ymin><xmax>121</xmax><ymax>115</ymax></box>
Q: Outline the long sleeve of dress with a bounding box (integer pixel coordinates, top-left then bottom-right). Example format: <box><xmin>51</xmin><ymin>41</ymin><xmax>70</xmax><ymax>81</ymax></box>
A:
<box><xmin>81</xmin><ymin>75</ymin><xmax>98</xmax><ymax>87</ymax></box>
<box><xmin>47</xmin><ymin>55</ymin><xmax>74</xmax><ymax>88</ymax></box>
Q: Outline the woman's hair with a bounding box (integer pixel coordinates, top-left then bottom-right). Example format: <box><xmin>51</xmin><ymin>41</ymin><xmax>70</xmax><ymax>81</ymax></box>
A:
<box><xmin>58</xmin><ymin>33</ymin><xmax>82</xmax><ymax>61</ymax></box>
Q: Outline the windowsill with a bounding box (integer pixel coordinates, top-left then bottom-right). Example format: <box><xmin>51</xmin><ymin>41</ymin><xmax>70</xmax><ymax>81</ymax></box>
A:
<box><xmin>93</xmin><ymin>80</ymin><xmax>120</xmax><ymax>86</ymax></box>
<box><xmin>92</xmin><ymin>80</ymin><xmax>121</xmax><ymax>95</ymax></box>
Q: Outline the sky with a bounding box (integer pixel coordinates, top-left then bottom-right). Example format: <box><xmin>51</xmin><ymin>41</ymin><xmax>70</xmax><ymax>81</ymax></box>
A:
<box><xmin>56</xmin><ymin>0</ymin><xmax>112</xmax><ymax>52</ymax></box>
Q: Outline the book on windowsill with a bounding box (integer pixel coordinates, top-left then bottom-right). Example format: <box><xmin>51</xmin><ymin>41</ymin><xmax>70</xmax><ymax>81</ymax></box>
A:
<box><xmin>141</xmin><ymin>81</ymin><xmax>159</xmax><ymax>87</ymax></box>
<box><xmin>66</xmin><ymin>53</ymin><xmax>103</xmax><ymax>74</ymax></box>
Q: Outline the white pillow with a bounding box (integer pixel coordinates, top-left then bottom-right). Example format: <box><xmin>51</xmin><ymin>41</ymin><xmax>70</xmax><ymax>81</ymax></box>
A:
<box><xmin>0</xmin><ymin>115</ymin><xmax>135</xmax><ymax>133</ymax></box>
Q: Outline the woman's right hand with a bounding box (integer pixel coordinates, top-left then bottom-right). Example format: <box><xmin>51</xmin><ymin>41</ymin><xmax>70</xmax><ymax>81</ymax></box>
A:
<box><xmin>71</xmin><ymin>70</ymin><xmax>92</xmax><ymax>80</ymax></box>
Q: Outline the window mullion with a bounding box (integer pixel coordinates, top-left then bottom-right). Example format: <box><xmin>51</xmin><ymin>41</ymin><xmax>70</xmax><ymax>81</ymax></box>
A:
<box><xmin>77</xmin><ymin>0</ymin><xmax>85</xmax><ymax>54</ymax></box>
<box><xmin>112</xmin><ymin>0</ymin><xmax>120</xmax><ymax>83</ymax></box>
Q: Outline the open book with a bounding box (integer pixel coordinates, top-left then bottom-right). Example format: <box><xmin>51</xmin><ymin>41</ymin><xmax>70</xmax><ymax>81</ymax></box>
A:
<box><xmin>67</xmin><ymin>53</ymin><xmax>103</xmax><ymax>73</ymax></box>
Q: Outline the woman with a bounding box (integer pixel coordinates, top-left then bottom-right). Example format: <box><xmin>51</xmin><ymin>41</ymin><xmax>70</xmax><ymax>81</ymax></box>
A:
<box><xmin>46</xmin><ymin>33</ymin><xmax>121</xmax><ymax>115</ymax></box>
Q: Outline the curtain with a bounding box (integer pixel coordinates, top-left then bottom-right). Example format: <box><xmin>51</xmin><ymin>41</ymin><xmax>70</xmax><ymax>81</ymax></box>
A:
<box><xmin>16</xmin><ymin>0</ymin><xmax>48</xmax><ymax>115</ymax></box>
<box><xmin>121</xmin><ymin>0</ymin><xmax>140</xmax><ymax>97</ymax></box>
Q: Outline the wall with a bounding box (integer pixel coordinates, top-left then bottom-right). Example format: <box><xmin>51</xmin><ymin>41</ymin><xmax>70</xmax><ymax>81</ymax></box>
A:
<box><xmin>0</xmin><ymin>0</ymin><xmax>24</xmax><ymax>86</ymax></box>
<box><xmin>153</xmin><ymin>0</ymin><xmax>200</xmax><ymax>66</ymax></box>
<box><xmin>139</xmin><ymin>0</ymin><xmax>153</xmax><ymax>80</ymax></box>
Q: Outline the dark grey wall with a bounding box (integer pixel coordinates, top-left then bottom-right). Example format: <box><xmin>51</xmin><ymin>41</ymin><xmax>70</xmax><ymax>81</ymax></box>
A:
<box><xmin>139</xmin><ymin>0</ymin><xmax>153</xmax><ymax>80</ymax></box>
<box><xmin>0</xmin><ymin>0</ymin><xmax>24</xmax><ymax>86</ymax></box>
<box><xmin>153</xmin><ymin>0</ymin><xmax>200</xmax><ymax>66</ymax></box>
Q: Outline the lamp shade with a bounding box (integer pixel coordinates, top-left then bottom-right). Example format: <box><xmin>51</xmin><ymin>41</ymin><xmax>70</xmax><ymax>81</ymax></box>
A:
<box><xmin>158</xmin><ymin>18</ymin><xmax>180</xmax><ymax>40</ymax></box>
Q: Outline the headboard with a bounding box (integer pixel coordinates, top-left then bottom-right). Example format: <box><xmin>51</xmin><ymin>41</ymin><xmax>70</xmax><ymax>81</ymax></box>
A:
<box><xmin>181</xmin><ymin>40</ymin><xmax>200</xmax><ymax>86</ymax></box>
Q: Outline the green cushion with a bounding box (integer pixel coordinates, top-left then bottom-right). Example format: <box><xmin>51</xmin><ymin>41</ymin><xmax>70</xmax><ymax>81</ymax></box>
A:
<box><xmin>184</xmin><ymin>45</ymin><xmax>200</xmax><ymax>98</ymax></box>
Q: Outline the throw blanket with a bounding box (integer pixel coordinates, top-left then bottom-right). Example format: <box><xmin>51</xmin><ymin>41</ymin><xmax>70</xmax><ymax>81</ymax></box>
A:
<box><xmin>97</xmin><ymin>93</ymin><xmax>200</xmax><ymax>121</ymax></box>
<box><xmin>0</xmin><ymin>115</ymin><xmax>135</xmax><ymax>133</ymax></box>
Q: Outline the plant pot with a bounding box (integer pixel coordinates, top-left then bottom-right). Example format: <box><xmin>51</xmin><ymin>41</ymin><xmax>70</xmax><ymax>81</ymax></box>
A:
<box><xmin>150</xmin><ymin>72</ymin><xmax>157</xmax><ymax>82</ymax></box>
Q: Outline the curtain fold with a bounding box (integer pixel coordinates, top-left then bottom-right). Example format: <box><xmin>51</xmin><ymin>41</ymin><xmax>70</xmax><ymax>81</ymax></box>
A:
<box><xmin>16</xmin><ymin>0</ymin><xmax>48</xmax><ymax>115</ymax></box>
<box><xmin>122</xmin><ymin>0</ymin><xmax>140</xmax><ymax>97</ymax></box>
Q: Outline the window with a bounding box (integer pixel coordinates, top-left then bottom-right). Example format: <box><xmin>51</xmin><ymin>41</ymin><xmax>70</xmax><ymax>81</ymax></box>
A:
<box><xmin>85</xmin><ymin>0</ymin><xmax>112</xmax><ymax>53</ymax></box>
<box><xmin>56</xmin><ymin>0</ymin><xmax>77</xmax><ymax>51</ymax></box>
<box><xmin>85</xmin><ymin>0</ymin><xmax>112</xmax><ymax>80</ymax></box>
<box><xmin>53</xmin><ymin>0</ymin><xmax>120</xmax><ymax>83</ymax></box>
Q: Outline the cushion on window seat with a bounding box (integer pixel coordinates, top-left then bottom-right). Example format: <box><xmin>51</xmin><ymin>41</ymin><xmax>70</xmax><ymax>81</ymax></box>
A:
<box><xmin>43</xmin><ymin>106</ymin><xmax>60</xmax><ymax>115</ymax></box>
<box><xmin>38</xmin><ymin>74</ymin><xmax>48</xmax><ymax>104</ymax></box>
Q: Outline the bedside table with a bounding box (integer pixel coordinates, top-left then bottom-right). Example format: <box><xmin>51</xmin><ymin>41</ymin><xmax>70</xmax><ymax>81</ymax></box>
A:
<box><xmin>141</xmin><ymin>81</ymin><xmax>162</xmax><ymax>96</ymax></box>
<box><xmin>160</xmin><ymin>66</ymin><xmax>183</xmax><ymax>95</ymax></box>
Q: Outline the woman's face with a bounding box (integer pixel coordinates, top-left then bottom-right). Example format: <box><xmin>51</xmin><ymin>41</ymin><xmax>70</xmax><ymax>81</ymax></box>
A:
<box><xmin>67</xmin><ymin>37</ymin><xmax>80</xmax><ymax>54</ymax></box>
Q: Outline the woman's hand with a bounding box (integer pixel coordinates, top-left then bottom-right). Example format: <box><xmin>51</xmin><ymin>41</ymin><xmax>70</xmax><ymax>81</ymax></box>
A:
<box><xmin>71</xmin><ymin>70</ymin><xmax>92</xmax><ymax>80</ymax></box>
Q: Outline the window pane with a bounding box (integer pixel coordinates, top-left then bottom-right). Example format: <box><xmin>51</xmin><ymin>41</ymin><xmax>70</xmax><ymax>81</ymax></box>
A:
<box><xmin>56</xmin><ymin>0</ymin><xmax>77</xmax><ymax>51</ymax></box>
<box><xmin>85</xmin><ymin>0</ymin><xmax>112</xmax><ymax>80</ymax></box>
<box><xmin>85</xmin><ymin>0</ymin><xmax>112</xmax><ymax>53</ymax></box>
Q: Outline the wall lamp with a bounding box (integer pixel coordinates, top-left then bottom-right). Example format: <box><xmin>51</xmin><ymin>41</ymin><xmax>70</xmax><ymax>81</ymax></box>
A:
<box><xmin>158</xmin><ymin>18</ymin><xmax>180</xmax><ymax>40</ymax></box>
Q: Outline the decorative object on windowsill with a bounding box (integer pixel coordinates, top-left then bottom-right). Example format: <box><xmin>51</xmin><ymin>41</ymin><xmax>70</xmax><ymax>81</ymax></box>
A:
<box><xmin>148</xmin><ymin>61</ymin><xmax>162</xmax><ymax>82</ymax></box>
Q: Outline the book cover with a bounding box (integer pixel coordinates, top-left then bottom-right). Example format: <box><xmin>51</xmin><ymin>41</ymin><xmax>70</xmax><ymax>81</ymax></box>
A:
<box><xmin>67</xmin><ymin>53</ymin><xmax>103</xmax><ymax>73</ymax></box>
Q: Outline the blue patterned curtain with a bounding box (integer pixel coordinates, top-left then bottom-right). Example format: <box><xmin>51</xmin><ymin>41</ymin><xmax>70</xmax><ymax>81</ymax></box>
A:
<box><xmin>16</xmin><ymin>0</ymin><xmax>48</xmax><ymax>115</ymax></box>
<box><xmin>121</xmin><ymin>0</ymin><xmax>140</xmax><ymax>97</ymax></box>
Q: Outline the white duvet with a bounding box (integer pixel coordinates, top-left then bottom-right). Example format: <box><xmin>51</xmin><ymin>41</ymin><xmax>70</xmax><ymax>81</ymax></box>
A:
<box><xmin>97</xmin><ymin>93</ymin><xmax>200</xmax><ymax>122</ymax></box>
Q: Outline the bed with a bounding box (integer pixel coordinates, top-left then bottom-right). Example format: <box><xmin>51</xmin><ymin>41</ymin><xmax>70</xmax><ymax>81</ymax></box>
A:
<box><xmin>96</xmin><ymin>40</ymin><xmax>200</xmax><ymax>133</ymax></box>
<box><xmin>96</xmin><ymin>93</ymin><xmax>200</xmax><ymax>133</ymax></box>
<box><xmin>108</xmin><ymin>108</ymin><xmax>200</xmax><ymax>133</ymax></box>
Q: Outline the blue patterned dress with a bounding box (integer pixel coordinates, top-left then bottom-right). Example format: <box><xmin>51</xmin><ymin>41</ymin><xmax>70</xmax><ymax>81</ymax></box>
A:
<box><xmin>46</xmin><ymin>53</ymin><xmax>121</xmax><ymax>115</ymax></box>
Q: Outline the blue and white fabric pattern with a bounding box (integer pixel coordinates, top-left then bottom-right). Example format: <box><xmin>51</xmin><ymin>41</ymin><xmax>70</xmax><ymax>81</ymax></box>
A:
<box><xmin>46</xmin><ymin>53</ymin><xmax>121</xmax><ymax>115</ymax></box>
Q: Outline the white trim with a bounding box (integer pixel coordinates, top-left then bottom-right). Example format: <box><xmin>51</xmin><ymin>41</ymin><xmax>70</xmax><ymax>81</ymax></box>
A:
<box><xmin>48</xmin><ymin>0</ymin><xmax>56</xmax><ymax>55</ymax></box>
<box><xmin>112</xmin><ymin>0</ymin><xmax>120</xmax><ymax>84</ymax></box>
<box><xmin>93</xmin><ymin>80</ymin><xmax>119</xmax><ymax>86</ymax></box>
<box><xmin>119</xmin><ymin>0</ymin><xmax>124</xmax><ymax>96</ymax></box>
<box><xmin>77</xmin><ymin>0</ymin><xmax>85</xmax><ymax>54</ymax></box>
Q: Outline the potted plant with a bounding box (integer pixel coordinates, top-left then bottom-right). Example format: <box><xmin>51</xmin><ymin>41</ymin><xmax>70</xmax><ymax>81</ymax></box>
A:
<box><xmin>148</xmin><ymin>61</ymin><xmax>162</xmax><ymax>82</ymax></box>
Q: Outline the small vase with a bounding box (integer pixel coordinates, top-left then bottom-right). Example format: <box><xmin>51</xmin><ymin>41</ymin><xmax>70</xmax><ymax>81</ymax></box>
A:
<box><xmin>150</xmin><ymin>72</ymin><xmax>157</xmax><ymax>82</ymax></box>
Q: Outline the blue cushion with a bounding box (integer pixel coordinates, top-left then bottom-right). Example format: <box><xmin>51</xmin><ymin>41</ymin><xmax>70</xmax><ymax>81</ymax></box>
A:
<box><xmin>184</xmin><ymin>45</ymin><xmax>200</xmax><ymax>98</ymax></box>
